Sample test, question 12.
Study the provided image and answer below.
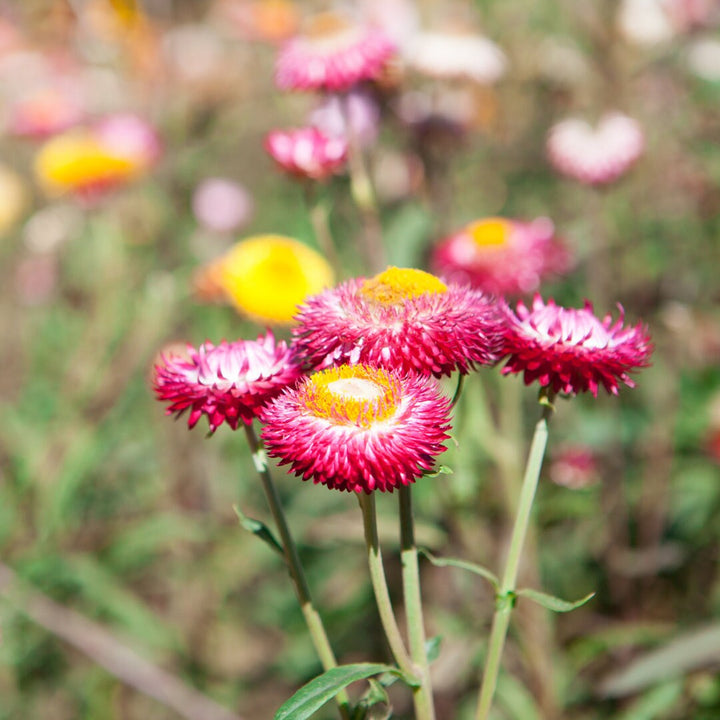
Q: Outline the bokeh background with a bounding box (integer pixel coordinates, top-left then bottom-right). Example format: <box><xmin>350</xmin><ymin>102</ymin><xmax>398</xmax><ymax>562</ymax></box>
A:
<box><xmin>1</xmin><ymin>1</ymin><xmax>719</xmax><ymax>719</ymax></box>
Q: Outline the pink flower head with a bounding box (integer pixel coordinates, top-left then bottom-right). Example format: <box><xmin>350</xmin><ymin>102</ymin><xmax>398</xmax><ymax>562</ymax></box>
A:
<box><xmin>265</xmin><ymin>126</ymin><xmax>348</xmax><ymax>180</ymax></box>
<box><xmin>547</xmin><ymin>113</ymin><xmax>644</xmax><ymax>186</ymax></box>
<box><xmin>309</xmin><ymin>90</ymin><xmax>380</xmax><ymax>148</ymax></box>
<box><xmin>192</xmin><ymin>178</ymin><xmax>254</xmax><ymax>233</ymax></box>
<box><xmin>261</xmin><ymin>364</ymin><xmax>451</xmax><ymax>493</ymax></box>
<box><xmin>431</xmin><ymin>216</ymin><xmax>572</xmax><ymax>296</ymax></box>
<box><xmin>153</xmin><ymin>331</ymin><xmax>303</xmax><ymax>432</ymax></box>
<box><xmin>8</xmin><ymin>85</ymin><xmax>85</xmax><ymax>139</ymax></box>
<box><xmin>549</xmin><ymin>446</ymin><xmax>600</xmax><ymax>489</ymax></box>
<box><xmin>292</xmin><ymin>266</ymin><xmax>503</xmax><ymax>378</ymax></box>
<box><xmin>92</xmin><ymin>113</ymin><xmax>162</xmax><ymax>170</ymax></box>
<box><xmin>500</xmin><ymin>295</ymin><xmax>653</xmax><ymax>397</ymax></box>
<box><xmin>275</xmin><ymin>12</ymin><xmax>395</xmax><ymax>92</ymax></box>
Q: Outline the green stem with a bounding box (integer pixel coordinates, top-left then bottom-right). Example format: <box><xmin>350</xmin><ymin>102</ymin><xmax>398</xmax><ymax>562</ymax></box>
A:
<box><xmin>357</xmin><ymin>492</ymin><xmax>417</xmax><ymax>680</ymax></box>
<box><xmin>474</xmin><ymin>399</ymin><xmax>554</xmax><ymax>720</ymax></box>
<box><xmin>243</xmin><ymin>424</ymin><xmax>350</xmax><ymax>720</ymax></box>
<box><xmin>399</xmin><ymin>486</ymin><xmax>436</xmax><ymax>720</ymax></box>
<box><xmin>341</xmin><ymin>97</ymin><xmax>386</xmax><ymax>273</ymax></box>
<box><xmin>304</xmin><ymin>183</ymin><xmax>342</xmax><ymax>278</ymax></box>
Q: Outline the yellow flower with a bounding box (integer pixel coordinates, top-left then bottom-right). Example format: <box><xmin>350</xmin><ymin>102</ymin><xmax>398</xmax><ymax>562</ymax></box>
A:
<box><xmin>217</xmin><ymin>234</ymin><xmax>334</xmax><ymax>325</ymax></box>
<box><xmin>0</xmin><ymin>164</ymin><xmax>28</xmax><ymax>235</ymax></box>
<box><xmin>34</xmin><ymin>131</ymin><xmax>137</xmax><ymax>196</ymax></box>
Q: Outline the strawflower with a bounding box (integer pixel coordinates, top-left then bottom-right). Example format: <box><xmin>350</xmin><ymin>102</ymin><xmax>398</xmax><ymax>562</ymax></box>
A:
<box><xmin>33</xmin><ymin>114</ymin><xmax>159</xmax><ymax>199</ymax></box>
<box><xmin>275</xmin><ymin>11</ymin><xmax>395</xmax><ymax>92</ymax></box>
<box><xmin>546</xmin><ymin>113</ymin><xmax>644</xmax><ymax>186</ymax></box>
<box><xmin>431</xmin><ymin>216</ymin><xmax>572</xmax><ymax>296</ymax></box>
<box><xmin>499</xmin><ymin>294</ymin><xmax>653</xmax><ymax>396</ymax></box>
<box><xmin>265</xmin><ymin>126</ymin><xmax>348</xmax><ymax>180</ymax></box>
<box><xmin>205</xmin><ymin>234</ymin><xmax>334</xmax><ymax>325</ymax></box>
<box><xmin>153</xmin><ymin>331</ymin><xmax>302</xmax><ymax>432</ymax></box>
<box><xmin>292</xmin><ymin>266</ymin><xmax>502</xmax><ymax>377</ymax></box>
<box><xmin>405</xmin><ymin>31</ymin><xmax>507</xmax><ymax>84</ymax></box>
<box><xmin>262</xmin><ymin>363</ymin><xmax>451</xmax><ymax>493</ymax></box>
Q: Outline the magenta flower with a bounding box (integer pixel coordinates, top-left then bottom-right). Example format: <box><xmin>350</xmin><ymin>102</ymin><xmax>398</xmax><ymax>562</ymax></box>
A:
<box><xmin>546</xmin><ymin>113</ymin><xmax>644</xmax><ymax>186</ymax></box>
<box><xmin>431</xmin><ymin>216</ymin><xmax>572</xmax><ymax>296</ymax></box>
<box><xmin>499</xmin><ymin>295</ymin><xmax>652</xmax><ymax>397</ymax></box>
<box><xmin>275</xmin><ymin>14</ymin><xmax>395</xmax><ymax>92</ymax></box>
<box><xmin>292</xmin><ymin>266</ymin><xmax>503</xmax><ymax>378</ymax></box>
<box><xmin>153</xmin><ymin>332</ymin><xmax>303</xmax><ymax>432</ymax></box>
<box><xmin>261</xmin><ymin>364</ymin><xmax>451</xmax><ymax>493</ymax></box>
<box><xmin>265</xmin><ymin>127</ymin><xmax>348</xmax><ymax>180</ymax></box>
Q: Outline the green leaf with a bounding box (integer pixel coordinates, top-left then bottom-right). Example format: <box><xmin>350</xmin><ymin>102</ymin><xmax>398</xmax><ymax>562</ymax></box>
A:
<box><xmin>352</xmin><ymin>678</ymin><xmax>392</xmax><ymax>720</ymax></box>
<box><xmin>425</xmin><ymin>636</ymin><xmax>442</xmax><ymax>663</ymax></box>
<box><xmin>274</xmin><ymin>663</ymin><xmax>403</xmax><ymax>720</ymax></box>
<box><xmin>423</xmin><ymin>465</ymin><xmax>453</xmax><ymax>478</ymax></box>
<box><xmin>516</xmin><ymin>588</ymin><xmax>595</xmax><ymax>613</ymax></box>
<box><xmin>599</xmin><ymin>622</ymin><xmax>720</xmax><ymax>698</ymax></box>
<box><xmin>233</xmin><ymin>505</ymin><xmax>284</xmax><ymax>557</ymax></box>
<box><xmin>419</xmin><ymin>549</ymin><xmax>499</xmax><ymax>591</ymax></box>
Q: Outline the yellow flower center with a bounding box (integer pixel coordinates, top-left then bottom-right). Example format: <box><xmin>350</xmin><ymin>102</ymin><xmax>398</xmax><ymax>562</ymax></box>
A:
<box><xmin>303</xmin><ymin>365</ymin><xmax>399</xmax><ymax>428</ymax></box>
<box><xmin>304</xmin><ymin>11</ymin><xmax>351</xmax><ymax>39</ymax></box>
<box><xmin>359</xmin><ymin>267</ymin><xmax>447</xmax><ymax>305</ymax></box>
<box><xmin>466</xmin><ymin>218</ymin><xmax>511</xmax><ymax>248</ymax></box>
<box><xmin>218</xmin><ymin>235</ymin><xmax>334</xmax><ymax>325</ymax></box>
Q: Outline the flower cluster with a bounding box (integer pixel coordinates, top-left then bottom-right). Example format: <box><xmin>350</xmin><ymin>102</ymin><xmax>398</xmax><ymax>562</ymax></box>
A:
<box><xmin>155</xmin><ymin>262</ymin><xmax>653</xmax><ymax>492</ymax></box>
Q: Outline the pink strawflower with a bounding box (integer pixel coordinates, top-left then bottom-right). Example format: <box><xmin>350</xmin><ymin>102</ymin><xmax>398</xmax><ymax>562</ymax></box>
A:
<box><xmin>153</xmin><ymin>332</ymin><xmax>303</xmax><ymax>432</ymax></box>
<box><xmin>546</xmin><ymin>113</ymin><xmax>644</xmax><ymax>186</ymax></box>
<box><xmin>500</xmin><ymin>295</ymin><xmax>653</xmax><ymax>397</ymax></box>
<box><xmin>309</xmin><ymin>90</ymin><xmax>380</xmax><ymax>148</ymax></box>
<box><xmin>265</xmin><ymin>126</ymin><xmax>348</xmax><ymax>180</ymax></box>
<box><xmin>292</xmin><ymin>266</ymin><xmax>503</xmax><ymax>377</ymax></box>
<box><xmin>431</xmin><ymin>217</ymin><xmax>572</xmax><ymax>296</ymax></box>
<box><xmin>192</xmin><ymin>178</ymin><xmax>254</xmax><ymax>233</ymax></box>
<box><xmin>92</xmin><ymin>113</ymin><xmax>161</xmax><ymax>170</ymax></box>
<box><xmin>275</xmin><ymin>12</ymin><xmax>395</xmax><ymax>92</ymax></box>
<box><xmin>549</xmin><ymin>446</ymin><xmax>600</xmax><ymax>489</ymax></box>
<box><xmin>261</xmin><ymin>364</ymin><xmax>451</xmax><ymax>493</ymax></box>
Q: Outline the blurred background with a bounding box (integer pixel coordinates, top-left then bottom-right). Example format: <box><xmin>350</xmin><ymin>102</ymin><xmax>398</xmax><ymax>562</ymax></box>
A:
<box><xmin>0</xmin><ymin>0</ymin><xmax>719</xmax><ymax>718</ymax></box>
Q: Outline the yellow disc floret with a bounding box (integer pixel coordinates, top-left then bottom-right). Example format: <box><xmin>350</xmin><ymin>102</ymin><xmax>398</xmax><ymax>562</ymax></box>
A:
<box><xmin>467</xmin><ymin>217</ymin><xmax>511</xmax><ymax>248</ymax></box>
<box><xmin>359</xmin><ymin>267</ymin><xmax>447</xmax><ymax>305</ymax></box>
<box><xmin>218</xmin><ymin>235</ymin><xmax>334</xmax><ymax>325</ymax></box>
<box><xmin>303</xmin><ymin>365</ymin><xmax>399</xmax><ymax>428</ymax></box>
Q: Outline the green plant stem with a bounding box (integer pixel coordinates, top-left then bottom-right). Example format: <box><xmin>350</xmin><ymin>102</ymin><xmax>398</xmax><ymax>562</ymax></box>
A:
<box><xmin>399</xmin><ymin>486</ymin><xmax>436</xmax><ymax>720</ymax></box>
<box><xmin>474</xmin><ymin>400</ymin><xmax>554</xmax><ymax>720</ymax></box>
<box><xmin>243</xmin><ymin>424</ymin><xmax>350</xmax><ymax>720</ymax></box>
<box><xmin>341</xmin><ymin>97</ymin><xmax>386</xmax><ymax>273</ymax></box>
<box><xmin>357</xmin><ymin>492</ymin><xmax>417</xmax><ymax>680</ymax></box>
<box><xmin>304</xmin><ymin>183</ymin><xmax>342</xmax><ymax>278</ymax></box>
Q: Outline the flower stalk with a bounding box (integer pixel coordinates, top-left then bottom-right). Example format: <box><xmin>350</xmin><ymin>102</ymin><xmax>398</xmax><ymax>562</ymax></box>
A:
<box><xmin>399</xmin><ymin>485</ymin><xmax>437</xmax><ymax>720</ymax></box>
<box><xmin>474</xmin><ymin>394</ymin><xmax>555</xmax><ymax>720</ymax></box>
<box><xmin>357</xmin><ymin>491</ymin><xmax>417</xmax><ymax>681</ymax></box>
<box><xmin>243</xmin><ymin>423</ymin><xmax>350</xmax><ymax>720</ymax></box>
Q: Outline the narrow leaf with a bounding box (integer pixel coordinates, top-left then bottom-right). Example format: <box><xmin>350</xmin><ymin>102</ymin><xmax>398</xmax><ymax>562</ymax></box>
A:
<box><xmin>274</xmin><ymin>663</ymin><xmax>402</xmax><ymax>720</ymax></box>
<box><xmin>425</xmin><ymin>636</ymin><xmax>442</xmax><ymax>663</ymax></box>
<box><xmin>599</xmin><ymin>622</ymin><xmax>720</xmax><ymax>698</ymax></box>
<box><xmin>233</xmin><ymin>505</ymin><xmax>283</xmax><ymax>557</ymax></box>
<box><xmin>516</xmin><ymin>588</ymin><xmax>595</xmax><ymax>613</ymax></box>
<box><xmin>423</xmin><ymin>465</ymin><xmax>453</xmax><ymax>478</ymax></box>
<box><xmin>419</xmin><ymin>549</ymin><xmax>499</xmax><ymax>590</ymax></box>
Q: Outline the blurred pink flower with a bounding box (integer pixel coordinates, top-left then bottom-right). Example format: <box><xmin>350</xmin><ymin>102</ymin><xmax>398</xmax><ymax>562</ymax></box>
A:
<box><xmin>547</xmin><ymin>113</ymin><xmax>644</xmax><ymax>186</ymax></box>
<box><xmin>500</xmin><ymin>294</ymin><xmax>653</xmax><ymax>397</ymax></box>
<box><xmin>431</xmin><ymin>217</ymin><xmax>572</xmax><ymax>296</ymax></box>
<box><xmin>549</xmin><ymin>446</ymin><xmax>600</xmax><ymax>488</ymax></box>
<box><xmin>405</xmin><ymin>31</ymin><xmax>507</xmax><ymax>84</ymax></box>
<box><xmin>261</xmin><ymin>364</ymin><xmax>451</xmax><ymax>493</ymax></box>
<box><xmin>92</xmin><ymin>113</ymin><xmax>161</xmax><ymax>169</ymax></box>
<box><xmin>309</xmin><ymin>90</ymin><xmax>379</xmax><ymax>148</ymax></box>
<box><xmin>275</xmin><ymin>13</ymin><xmax>395</xmax><ymax>92</ymax></box>
<box><xmin>7</xmin><ymin>86</ymin><xmax>85</xmax><ymax>139</ymax></box>
<box><xmin>192</xmin><ymin>178</ymin><xmax>254</xmax><ymax>233</ymax></box>
<box><xmin>265</xmin><ymin>126</ymin><xmax>348</xmax><ymax>180</ymax></box>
